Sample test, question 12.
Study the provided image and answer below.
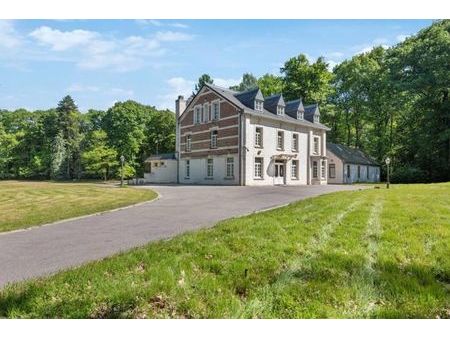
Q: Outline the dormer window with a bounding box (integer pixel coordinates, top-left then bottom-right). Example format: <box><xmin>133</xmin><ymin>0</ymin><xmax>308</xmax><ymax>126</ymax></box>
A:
<box><xmin>277</xmin><ymin>106</ymin><xmax>285</xmax><ymax>115</ymax></box>
<box><xmin>314</xmin><ymin>114</ymin><xmax>320</xmax><ymax>123</ymax></box>
<box><xmin>297</xmin><ymin>111</ymin><xmax>304</xmax><ymax>120</ymax></box>
<box><xmin>255</xmin><ymin>100</ymin><xmax>263</xmax><ymax>112</ymax></box>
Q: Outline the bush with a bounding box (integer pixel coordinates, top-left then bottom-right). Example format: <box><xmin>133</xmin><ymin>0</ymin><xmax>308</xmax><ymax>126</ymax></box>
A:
<box><xmin>391</xmin><ymin>166</ymin><xmax>428</xmax><ymax>183</ymax></box>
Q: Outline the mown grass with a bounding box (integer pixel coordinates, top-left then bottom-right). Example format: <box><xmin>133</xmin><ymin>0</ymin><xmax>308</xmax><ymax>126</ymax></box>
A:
<box><xmin>0</xmin><ymin>181</ymin><xmax>157</xmax><ymax>233</ymax></box>
<box><xmin>0</xmin><ymin>183</ymin><xmax>448</xmax><ymax>318</ymax></box>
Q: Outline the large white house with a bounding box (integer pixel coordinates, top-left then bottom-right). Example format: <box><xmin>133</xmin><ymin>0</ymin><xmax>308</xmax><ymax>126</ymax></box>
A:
<box><xmin>144</xmin><ymin>83</ymin><xmax>330</xmax><ymax>185</ymax></box>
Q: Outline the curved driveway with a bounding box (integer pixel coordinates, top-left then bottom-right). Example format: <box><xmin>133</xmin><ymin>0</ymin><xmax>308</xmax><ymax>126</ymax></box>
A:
<box><xmin>0</xmin><ymin>184</ymin><xmax>362</xmax><ymax>287</ymax></box>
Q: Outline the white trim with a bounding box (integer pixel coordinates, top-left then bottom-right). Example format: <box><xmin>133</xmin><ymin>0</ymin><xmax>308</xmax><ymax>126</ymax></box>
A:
<box><xmin>180</xmin><ymin>135</ymin><xmax>238</xmax><ymax>145</ymax></box>
<box><xmin>180</xmin><ymin>114</ymin><xmax>239</xmax><ymax>129</ymax></box>
<box><xmin>211</xmin><ymin>99</ymin><xmax>221</xmax><ymax>121</ymax></box>
<box><xmin>180</xmin><ymin>124</ymin><xmax>239</xmax><ymax>136</ymax></box>
<box><xmin>181</xmin><ymin>145</ymin><xmax>238</xmax><ymax>153</ymax></box>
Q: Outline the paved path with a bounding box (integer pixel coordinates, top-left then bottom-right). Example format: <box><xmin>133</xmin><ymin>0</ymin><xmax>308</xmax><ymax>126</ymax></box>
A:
<box><xmin>0</xmin><ymin>184</ymin><xmax>363</xmax><ymax>287</ymax></box>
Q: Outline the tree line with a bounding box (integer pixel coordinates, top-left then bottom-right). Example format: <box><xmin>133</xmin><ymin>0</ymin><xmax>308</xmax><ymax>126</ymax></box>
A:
<box><xmin>195</xmin><ymin>20</ymin><xmax>449</xmax><ymax>183</ymax></box>
<box><xmin>0</xmin><ymin>97</ymin><xmax>175</xmax><ymax>180</ymax></box>
<box><xmin>1</xmin><ymin>20</ymin><xmax>448</xmax><ymax>183</ymax></box>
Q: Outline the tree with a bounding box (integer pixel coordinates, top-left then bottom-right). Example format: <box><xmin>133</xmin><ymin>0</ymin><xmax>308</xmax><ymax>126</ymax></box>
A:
<box><xmin>281</xmin><ymin>54</ymin><xmax>334</xmax><ymax>104</ymax></box>
<box><xmin>56</xmin><ymin>95</ymin><xmax>81</xmax><ymax>179</ymax></box>
<box><xmin>50</xmin><ymin>132</ymin><xmax>66</xmax><ymax>180</ymax></box>
<box><xmin>229</xmin><ymin>73</ymin><xmax>258</xmax><ymax>92</ymax></box>
<box><xmin>194</xmin><ymin>74</ymin><xmax>214</xmax><ymax>92</ymax></box>
<box><xmin>81</xmin><ymin>130</ymin><xmax>118</xmax><ymax>181</ymax></box>
<box><xmin>0</xmin><ymin>123</ymin><xmax>18</xmax><ymax>178</ymax></box>
<box><xmin>257</xmin><ymin>73</ymin><xmax>284</xmax><ymax>96</ymax></box>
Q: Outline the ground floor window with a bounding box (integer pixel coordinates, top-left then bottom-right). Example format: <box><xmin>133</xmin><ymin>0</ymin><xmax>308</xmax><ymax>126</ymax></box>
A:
<box><xmin>321</xmin><ymin>160</ymin><xmax>326</xmax><ymax>179</ymax></box>
<box><xmin>185</xmin><ymin>160</ymin><xmax>190</xmax><ymax>178</ymax></box>
<box><xmin>206</xmin><ymin>159</ymin><xmax>214</xmax><ymax>177</ymax></box>
<box><xmin>367</xmin><ymin>165</ymin><xmax>370</xmax><ymax>179</ymax></box>
<box><xmin>254</xmin><ymin>157</ymin><xmax>263</xmax><ymax>178</ymax></box>
<box><xmin>347</xmin><ymin>164</ymin><xmax>351</xmax><ymax>178</ymax></box>
<box><xmin>312</xmin><ymin>161</ymin><xmax>318</xmax><ymax>178</ymax></box>
<box><xmin>226</xmin><ymin>157</ymin><xmax>234</xmax><ymax>178</ymax></box>
<box><xmin>329</xmin><ymin>163</ymin><xmax>336</xmax><ymax>178</ymax></box>
<box><xmin>357</xmin><ymin>165</ymin><xmax>361</xmax><ymax>179</ymax></box>
<box><xmin>291</xmin><ymin>160</ymin><xmax>298</xmax><ymax>179</ymax></box>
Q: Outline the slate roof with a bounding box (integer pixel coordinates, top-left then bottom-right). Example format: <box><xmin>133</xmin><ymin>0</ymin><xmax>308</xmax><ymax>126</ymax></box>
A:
<box><xmin>234</xmin><ymin>87</ymin><xmax>263</xmax><ymax>109</ymax></box>
<box><xmin>327</xmin><ymin>143</ymin><xmax>379</xmax><ymax>166</ymax></box>
<box><xmin>263</xmin><ymin>93</ymin><xmax>285</xmax><ymax>114</ymax></box>
<box><xmin>285</xmin><ymin>99</ymin><xmax>305</xmax><ymax>119</ymax></box>
<box><xmin>304</xmin><ymin>104</ymin><xmax>319</xmax><ymax>123</ymax></box>
<box><xmin>204</xmin><ymin>83</ymin><xmax>330</xmax><ymax>131</ymax></box>
<box><xmin>144</xmin><ymin>152</ymin><xmax>176</xmax><ymax>161</ymax></box>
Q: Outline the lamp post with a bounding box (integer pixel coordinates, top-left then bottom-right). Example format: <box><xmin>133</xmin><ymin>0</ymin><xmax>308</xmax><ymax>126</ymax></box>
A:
<box><xmin>120</xmin><ymin>155</ymin><xmax>125</xmax><ymax>187</ymax></box>
<box><xmin>385</xmin><ymin>157</ymin><xmax>391</xmax><ymax>189</ymax></box>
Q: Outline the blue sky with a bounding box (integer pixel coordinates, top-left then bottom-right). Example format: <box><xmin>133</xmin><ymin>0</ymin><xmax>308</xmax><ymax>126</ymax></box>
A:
<box><xmin>0</xmin><ymin>19</ymin><xmax>432</xmax><ymax>112</ymax></box>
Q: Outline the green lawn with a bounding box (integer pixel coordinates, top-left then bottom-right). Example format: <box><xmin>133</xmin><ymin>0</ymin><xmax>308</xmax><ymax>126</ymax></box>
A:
<box><xmin>0</xmin><ymin>183</ymin><xmax>449</xmax><ymax>318</ymax></box>
<box><xmin>0</xmin><ymin>181</ymin><xmax>157</xmax><ymax>233</ymax></box>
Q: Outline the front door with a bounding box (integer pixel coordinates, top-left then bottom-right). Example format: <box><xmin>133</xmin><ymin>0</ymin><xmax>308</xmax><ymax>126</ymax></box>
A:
<box><xmin>274</xmin><ymin>160</ymin><xmax>285</xmax><ymax>185</ymax></box>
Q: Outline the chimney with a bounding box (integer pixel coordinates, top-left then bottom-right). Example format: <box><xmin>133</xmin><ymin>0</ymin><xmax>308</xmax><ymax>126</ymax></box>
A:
<box><xmin>175</xmin><ymin>95</ymin><xmax>186</xmax><ymax>119</ymax></box>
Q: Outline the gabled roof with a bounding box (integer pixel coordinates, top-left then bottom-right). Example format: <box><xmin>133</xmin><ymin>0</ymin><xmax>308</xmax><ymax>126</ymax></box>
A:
<box><xmin>144</xmin><ymin>152</ymin><xmax>176</xmax><ymax>162</ymax></box>
<box><xmin>304</xmin><ymin>104</ymin><xmax>319</xmax><ymax>123</ymax></box>
<box><xmin>285</xmin><ymin>99</ymin><xmax>305</xmax><ymax>119</ymax></box>
<box><xmin>327</xmin><ymin>143</ymin><xmax>379</xmax><ymax>166</ymax></box>
<box><xmin>234</xmin><ymin>87</ymin><xmax>263</xmax><ymax>109</ymax></box>
<box><xmin>264</xmin><ymin>94</ymin><xmax>285</xmax><ymax>114</ymax></box>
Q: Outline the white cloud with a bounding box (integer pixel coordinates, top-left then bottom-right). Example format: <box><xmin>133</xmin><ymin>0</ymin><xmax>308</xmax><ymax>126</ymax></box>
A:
<box><xmin>155</xmin><ymin>31</ymin><xmax>194</xmax><ymax>42</ymax></box>
<box><xmin>29</xmin><ymin>26</ymin><xmax>97</xmax><ymax>51</ymax></box>
<box><xmin>214</xmin><ymin>77</ymin><xmax>241</xmax><ymax>88</ymax></box>
<box><xmin>396</xmin><ymin>34</ymin><xmax>410</xmax><ymax>42</ymax></box>
<box><xmin>157</xmin><ymin>77</ymin><xmax>195</xmax><ymax>110</ymax></box>
<box><xmin>136</xmin><ymin>20</ymin><xmax>189</xmax><ymax>29</ymax></box>
<box><xmin>170</xmin><ymin>23</ymin><xmax>189</xmax><ymax>29</ymax></box>
<box><xmin>326</xmin><ymin>60</ymin><xmax>339</xmax><ymax>71</ymax></box>
<box><xmin>353</xmin><ymin>38</ymin><xmax>391</xmax><ymax>55</ymax></box>
<box><xmin>327</xmin><ymin>51</ymin><xmax>344</xmax><ymax>59</ymax></box>
<box><xmin>0</xmin><ymin>20</ymin><xmax>22</xmax><ymax>49</ymax></box>
<box><xmin>67</xmin><ymin>84</ymin><xmax>100</xmax><ymax>93</ymax></box>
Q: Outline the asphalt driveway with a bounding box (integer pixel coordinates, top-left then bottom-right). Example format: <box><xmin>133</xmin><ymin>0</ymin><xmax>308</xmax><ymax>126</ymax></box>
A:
<box><xmin>0</xmin><ymin>184</ymin><xmax>363</xmax><ymax>287</ymax></box>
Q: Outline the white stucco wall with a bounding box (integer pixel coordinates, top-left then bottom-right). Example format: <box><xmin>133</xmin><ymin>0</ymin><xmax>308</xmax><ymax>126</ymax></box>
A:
<box><xmin>144</xmin><ymin>159</ymin><xmax>177</xmax><ymax>183</ymax></box>
<box><xmin>243</xmin><ymin>115</ymin><xmax>325</xmax><ymax>186</ymax></box>
<box><xmin>341</xmin><ymin>163</ymin><xmax>380</xmax><ymax>183</ymax></box>
<box><xmin>179</xmin><ymin>154</ymin><xmax>239</xmax><ymax>185</ymax></box>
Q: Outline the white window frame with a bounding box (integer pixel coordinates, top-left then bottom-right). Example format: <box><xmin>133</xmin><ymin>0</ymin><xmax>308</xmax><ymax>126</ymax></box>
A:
<box><xmin>291</xmin><ymin>160</ymin><xmax>298</xmax><ymax>179</ymax></box>
<box><xmin>277</xmin><ymin>131</ymin><xmax>284</xmax><ymax>150</ymax></box>
<box><xmin>212</xmin><ymin>100</ymin><xmax>220</xmax><ymax>120</ymax></box>
<box><xmin>255</xmin><ymin>127</ymin><xmax>263</xmax><ymax>148</ymax></box>
<box><xmin>314</xmin><ymin>114</ymin><xmax>320</xmax><ymax>123</ymax></box>
<box><xmin>254</xmin><ymin>157</ymin><xmax>263</xmax><ymax>179</ymax></box>
<box><xmin>186</xmin><ymin>135</ymin><xmax>192</xmax><ymax>152</ymax></box>
<box><xmin>226</xmin><ymin>157</ymin><xmax>234</xmax><ymax>178</ymax></box>
<box><xmin>277</xmin><ymin>106</ymin><xmax>285</xmax><ymax>115</ymax></box>
<box><xmin>329</xmin><ymin>163</ymin><xmax>336</xmax><ymax>178</ymax></box>
<box><xmin>297</xmin><ymin>111</ymin><xmax>304</xmax><ymax>120</ymax></box>
<box><xmin>210</xmin><ymin>129</ymin><xmax>218</xmax><ymax>149</ymax></box>
<box><xmin>313</xmin><ymin>161</ymin><xmax>318</xmax><ymax>178</ymax></box>
<box><xmin>313</xmin><ymin>136</ymin><xmax>320</xmax><ymax>155</ymax></box>
<box><xmin>194</xmin><ymin>106</ymin><xmax>201</xmax><ymax>124</ymax></box>
<box><xmin>255</xmin><ymin>100</ymin><xmax>263</xmax><ymax>112</ymax></box>
<box><xmin>321</xmin><ymin>160</ymin><xmax>326</xmax><ymax>179</ymax></box>
<box><xmin>185</xmin><ymin>160</ymin><xmax>190</xmax><ymax>178</ymax></box>
<box><xmin>206</xmin><ymin>158</ymin><xmax>214</xmax><ymax>178</ymax></box>
<box><xmin>292</xmin><ymin>133</ymin><xmax>298</xmax><ymax>152</ymax></box>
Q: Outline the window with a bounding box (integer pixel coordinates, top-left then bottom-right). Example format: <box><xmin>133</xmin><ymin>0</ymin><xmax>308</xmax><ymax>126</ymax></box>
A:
<box><xmin>357</xmin><ymin>165</ymin><xmax>361</xmax><ymax>179</ymax></box>
<box><xmin>226</xmin><ymin>157</ymin><xmax>234</xmax><ymax>178</ymax></box>
<box><xmin>203</xmin><ymin>103</ymin><xmax>209</xmax><ymax>123</ymax></box>
<box><xmin>313</xmin><ymin>161</ymin><xmax>318</xmax><ymax>178</ymax></box>
<box><xmin>329</xmin><ymin>164</ymin><xmax>336</xmax><ymax>178</ymax></box>
<box><xmin>210</xmin><ymin>130</ymin><xmax>218</xmax><ymax>148</ymax></box>
<box><xmin>255</xmin><ymin>127</ymin><xmax>263</xmax><ymax>147</ymax></box>
<box><xmin>254</xmin><ymin>157</ymin><xmax>263</xmax><ymax>178</ymax></box>
<box><xmin>185</xmin><ymin>160</ymin><xmax>190</xmax><ymax>178</ymax></box>
<box><xmin>297</xmin><ymin>111</ymin><xmax>304</xmax><ymax>120</ymax></box>
<box><xmin>291</xmin><ymin>160</ymin><xmax>298</xmax><ymax>179</ymax></box>
<box><xmin>367</xmin><ymin>166</ymin><xmax>370</xmax><ymax>179</ymax></box>
<box><xmin>194</xmin><ymin>106</ymin><xmax>201</xmax><ymax>124</ymax></box>
<box><xmin>255</xmin><ymin>100</ymin><xmax>263</xmax><ymax>112</ymax></box>
<box><xmin>347</xmin><ymin>164</ymin><xmax>351</xmax><ymax>178</ymax></box>
<box><xmin>321</xmin><ymin>160</ymin><xmax>326</xmax><ymax>179</ymax></box>
<box><xmin>314</xmin><ymin>114</ymin><xmax>320</xmax><ymax>123</ymax></box>
<box><xmin>186</xmin><ymin>135</ymin><xmax>192</xmax><ymax>152</ymax></box>
<box><xmin>277</xmin><ymin>131</ymin><xmax>284</xmax><ymax>150</ymax></box>
<box><xmin>313</xmin><ymin>136</ymin><xmax>320</xmax><ymax>155</ymax></box>
<box><xmin>292</xmin><ymin>133</ymin><xmax>298</xmax><ymax>151</ymax></box>
<box><xmin>206</xmin><ymin>159</ymin><xmax>214</xmax><ymax>178</ymax></box>
<box><xmin>212</xmin><ymin>101</ymin><xmax>220</xmax><ymax>120</ymax></box>
<box><xmin>277</xmin><ymin>105</ymin><xmax>285</xmax><ymax>115</ymax></box>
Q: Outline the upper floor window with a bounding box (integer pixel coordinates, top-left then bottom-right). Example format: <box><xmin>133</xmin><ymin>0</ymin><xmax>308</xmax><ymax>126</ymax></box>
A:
<box><xmin>292</xmin><ymin>133</ymin><xmax>298</xmax><ymax>152</ymax></box>
<box><xmin>255</xmin><ymin>127</ymin><xmax>263</xmax><ymax>147</ymax></box>
<box><xmin>255</xmin><ymin>100</ymin><xmax>263</xmax><ymax>112</ymax></box>
<box><xmin>277</xmin><ymin>105</ymin><xmax>285</xmax><ymax>115</ymax></box>
<box><xmin>210</xmin><ymin>130</ymin><xmax>218</xmax><ymax>149</ymax></box>
<box><xmin>313</xmin><ymin>136</ymin><xmax>320</xmax><ymax>155</ymax></box>
<box><xmin>203</xmin><ymin>103</ymin><xmax>209</xmax><ymax>123</ymax></box>
<box><xmin>277</xmin><ymin>131</ymin><xmax>284</xmax><ymax>150</ymax></box>
<box><xmin>206</xmin><ymin>158</ymin><xmax>214</xmax><ymax>178</ymax></box>
<box><xmin>314</xmin><ymin>114</ymin><xmax>320</xmax><ymax>123</ymax></box>
<box><xmin>186</xmin><ymin>135</ymin><xmax>192</xmax><ymax>152</ymax></box>
<box><xmin>297</xmin><ymin>111</ymin><xmax>304</xmax><ymax>120</ymax></box>
<box><xmin>212</xmin><ymin>101</ymin><xmax>220</xmax><ymax>120</ymax></box>
<box><xmin>194</xmin><ymin>106</ymin><xmax>201</xmax><ymax>124</ymax></box>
